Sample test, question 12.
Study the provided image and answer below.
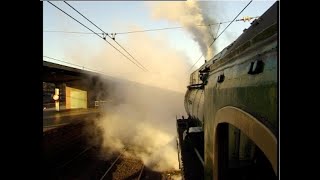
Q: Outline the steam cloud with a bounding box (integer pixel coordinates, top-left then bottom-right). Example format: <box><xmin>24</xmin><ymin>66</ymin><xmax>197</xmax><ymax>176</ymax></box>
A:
<box><xmin>64</xmin><ymin>0</ymin><xmax>217</xmax><ymax>173</ymax></box>
<box><xmin>88</xmin><ymin>29</ymin><xmax>190</xmax><ymax>93</ymax></box>
<box><xmin>75</xmin><ymin>27</ymin><xmax>190</xmax><ymax>171</ymax></box>
<box><xmin>149</xmin><ymin>0</ymin><xmax>218</xmax><ymax>60</ymax></box>
<box><xmin>65</xmin><ymin>26</ymin><xmax>191</xmax><ymax>93</ymax></box>
<box><xmin>68</xmin><ymin>21</ymin><xmax>190</xmax><ymax>173</ymax></box>
<box><xmin>89</xmin><ymin>82</ymin><xmax>186</xmax><ymax>172</ymax></box>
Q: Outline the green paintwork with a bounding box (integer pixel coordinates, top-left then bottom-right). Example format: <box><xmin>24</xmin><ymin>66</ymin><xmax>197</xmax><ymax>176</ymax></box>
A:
<box><xmin>203</xmin><ymin>44</ymin><xmax>277</xmax><ymax>179</ymax></box>
<box><xmin>183</xmin><ymin>3</ymin><xmax>278</xmax><ymax>179</ymax></box>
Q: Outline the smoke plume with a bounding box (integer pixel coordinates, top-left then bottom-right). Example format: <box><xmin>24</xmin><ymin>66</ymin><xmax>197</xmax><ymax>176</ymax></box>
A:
<box><xmin>88</xmin><ymin>81</ymin><xmax>186</xmax><ymax>171</ymax></box>
<box><xmin>149</xmin><ymin>0</ymin><xmax>218</xmax><ymax>60</ymax></box>
<box><xmin>67</xmin><ymin>26</ymin><xmax>190</xmax><ymax>93</ymax></box>
<box><xmin>65</xmin><ymin>21</ymin><xmax>191</xmax><ymax>172</ymax></box>
<box><xmin>63</xmin><ymin>2</ymin><xmax>206</xmax><ymax>172</ymax></box>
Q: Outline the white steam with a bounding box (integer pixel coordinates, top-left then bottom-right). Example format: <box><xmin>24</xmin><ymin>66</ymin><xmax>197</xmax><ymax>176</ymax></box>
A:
<box><xmin>149</xmin><ymin>0</ymin><xmax>218</xmax><ymax>60</ymax></box>
<box><xmin>62</xmin><ymin>2</ymin><xmax>206</xmax><ymax>172</ymax></box>
<box><xmin>65</xmin><ymin>21</ymin><xmax>191</xmax><ymax>172</ymax></box>
<box><xmin>81</xmin><ymin>27</ymin><xmax>191</xmax><ymax>93</ymax></box>
<box><xmin>93</xmin><ymin>82</ymin><xmax>186</xmax><ymax>171</ymax></box>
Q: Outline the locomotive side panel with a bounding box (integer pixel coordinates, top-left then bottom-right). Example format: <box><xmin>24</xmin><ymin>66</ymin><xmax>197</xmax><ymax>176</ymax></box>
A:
<box><xmin>204</xmin><ymin>38</ymin><xmax>277</xmax><ymax>179</ymax></box>
<box><xmin>179</xmin><ymin>2</ymin><xmax>278</xmax><ymax>180</ymax></box>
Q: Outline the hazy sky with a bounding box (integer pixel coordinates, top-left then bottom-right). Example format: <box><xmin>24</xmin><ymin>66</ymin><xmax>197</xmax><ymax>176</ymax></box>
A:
<box><xmin>43</xmin><ymin>0</ymin><xmax>277</xmax><ymax>90</ymax></box>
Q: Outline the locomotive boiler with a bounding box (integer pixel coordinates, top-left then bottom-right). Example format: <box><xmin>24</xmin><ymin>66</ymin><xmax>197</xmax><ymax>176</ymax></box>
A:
<box><xmin>176</xmin><ymin>2</ymin><xmax>278</xmax><ymax>180</ymax></box>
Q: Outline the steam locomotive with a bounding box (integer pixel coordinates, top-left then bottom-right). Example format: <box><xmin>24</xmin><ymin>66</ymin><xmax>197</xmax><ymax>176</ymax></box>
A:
<box><xmin>176</xmin><ymin>2</ymin><xmax>278</xmax><ymax>180</ymax></box>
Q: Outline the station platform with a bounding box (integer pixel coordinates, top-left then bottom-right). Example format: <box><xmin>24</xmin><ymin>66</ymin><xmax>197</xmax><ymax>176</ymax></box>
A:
<box><xmin>43</xmin><ymin>108</ymin><xmax>101</xmax><ymax>132</ymax></box>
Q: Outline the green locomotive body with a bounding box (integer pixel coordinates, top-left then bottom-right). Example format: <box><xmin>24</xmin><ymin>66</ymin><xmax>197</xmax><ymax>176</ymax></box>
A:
<box><xmin>178</xmin><ymin>2</ymin><xmax>278</xmax><ymax>180</ymax></box>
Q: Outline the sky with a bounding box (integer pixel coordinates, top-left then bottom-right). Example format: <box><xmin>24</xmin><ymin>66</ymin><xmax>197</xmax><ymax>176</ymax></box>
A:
<box><xmin>43</xmin><ymin>0</ymin><xmax>277</xmax><ymax>92</ymax></box>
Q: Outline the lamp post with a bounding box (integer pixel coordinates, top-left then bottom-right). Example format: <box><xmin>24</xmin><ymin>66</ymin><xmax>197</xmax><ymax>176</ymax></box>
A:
<box><xmin>53</xmin><ymin>88</ymin><xmax>59</xmax><ymax>111</ymax></box>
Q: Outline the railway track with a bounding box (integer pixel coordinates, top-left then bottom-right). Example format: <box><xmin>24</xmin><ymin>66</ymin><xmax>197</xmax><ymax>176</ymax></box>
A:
<box><xmin>99</xmin><ymin>148</ymin><xmax>148</xmax><ymax>180</ymax></box>
<box><xmin>44</xmin><ymin>114</ymin><xmax>179</xmax><ymax>179</ymax></box>
<box><xmin>46</xmin><ymin>145</ymin><xmax>168</xmax><ymax>180</ymax></box>
<box><xmin>56</xmin><ymin>146</ymin><xmax>93</xmax><ymax>169</ymax></box>
<box><xmin>44</xmin><ymin>121</ymin><xmax>179</xmax><ymax>180</ymax></box>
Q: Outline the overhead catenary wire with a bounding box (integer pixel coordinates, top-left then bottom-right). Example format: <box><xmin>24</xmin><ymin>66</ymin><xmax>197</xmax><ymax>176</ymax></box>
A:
<box><xmin>114</xmin><ymin>21</ymin><xmax>233</xmax><ymax>34</ymax></box>
<box><xmin>208</xmin><ymin>0</ymin><xmax>253</xmax><ymax>48</ymax></box>
<box><xmin>104</xmin><ymin>33</ymin><xmax>149</xmax><ymax>71</ymax></box>
<box><xmin>43</xmin><ymin>30</ymin><xmax>99</xmax><ymax>34</ymax></box>
<box><xmin>208</xmin><ymin>25</ymin><xmax>215</xmax><ymax>40</ymax></box>
<box><xmin>214</xmin><ymin>23</ymin><xmax>221</xmax><ymax>40</ymax></box>
<box><xmin>43</xmin><ymin>20</ymin><xmax>249</xmax><ymax>35</ymax></box>
<box><xmin>43</xmin><ymin>17</ymin><xmax>258</xmax><ymax>37</ymax></box>
<box><xmin>189</xmin><ymin>0</ymin><xmax>253</xmax><ymax>72</ymax></box>
<box><xmin>47</xmin><ymin>1</ymin><xmax>145</xmax><ymax>71</ymax></box>
<box><xmin>203</xmin><ymin>22</ymin><xmax>221</xmax><ymax>65</ymax></box>
<box><xmin>63</xmin><ymin>1</ymin><xmax>148</xmax><ymax>72</ymax></box>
